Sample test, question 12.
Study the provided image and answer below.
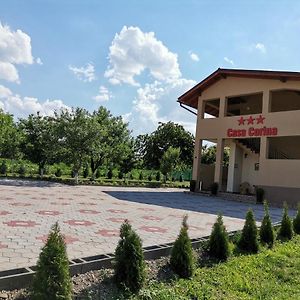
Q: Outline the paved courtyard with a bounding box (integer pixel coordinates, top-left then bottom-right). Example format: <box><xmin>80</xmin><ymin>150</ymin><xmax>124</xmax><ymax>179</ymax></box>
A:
<box><xmin>0</xmin><ymin>179</ymin><xmax>287</xmax><ymax>272</ymax></box>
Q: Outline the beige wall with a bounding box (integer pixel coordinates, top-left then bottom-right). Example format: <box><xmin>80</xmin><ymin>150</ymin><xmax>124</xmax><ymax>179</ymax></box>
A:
<box><xmin>193</xmin><ymin>76</ymin><xmax>300</xmax><ymax>190</ymax></box>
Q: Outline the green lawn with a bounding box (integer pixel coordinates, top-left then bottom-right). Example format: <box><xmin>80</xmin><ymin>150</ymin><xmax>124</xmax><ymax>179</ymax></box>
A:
<box><xmin>136</xmin><ymin>236</ymin><xmax>300</xmax><ymax>300</ymax></box>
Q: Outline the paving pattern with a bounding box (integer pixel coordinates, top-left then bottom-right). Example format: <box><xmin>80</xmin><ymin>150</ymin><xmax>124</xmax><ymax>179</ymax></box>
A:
<box><xmin>0</xmin><ymin>179</ymin><xmax>288</xmax><ymax>272</ymax></box>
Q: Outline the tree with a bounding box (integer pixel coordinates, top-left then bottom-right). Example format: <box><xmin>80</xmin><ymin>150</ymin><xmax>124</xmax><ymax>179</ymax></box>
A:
<box><xmin>201</xmin><ymin>144</ymin><xmax>229</xmax><ymax>166</ymax></box>
<box><xmin>55</xmin><ymin>108</ymin><xmax>97</xmax><ymax>184</ymax></box>
<box><xmin>141</xmin><ymin>122</ymin><xmax>194</xmax><ymax>169</ymax></box>
<box><xmin>19</xmin><ymin>113</ymin><xmax>57</xmax><ymax>177</ymax></box>
<box><xmin>89</xmin><ymin>107</ymin><xmax>133</xmax><ymax>179</ymax></box>
<box><xmin>278</xmin><ymin>202</ymin><xmax>293</xmax><ymax>241</ymax></box>
<box><xmin>0</xmin><ymin>110</ymin><xmax>21</xmax><ymax>159</ymax></box>
<box><xmin>208</xmin><ymin>214</ymin><xmax>230</xmax><ymax>260</ymax></box>
<box><xmin>160</xmin><ymin>146</ymin><xmax>180</xmax><ymax>181</ymax></box>
<box><xmin>293</xmin><ymin>203</ymin><xmax>300</xmax><ymax>234</ymax></box>
<box><xmin>259</xmin><ymin>201</ymin><xmax>274</xmax><ymax>247</ymax></box>
<box><xmin>238</xmin><ymin>209</ymin><xmax>259</xmax><ymax>253</ymax></box>
<box><xmin>170</xmin><ymin>215</ymin><xmax>194</xmax><ymax>278</ymax></box>
<box><xmin>32</xmin><ymin>222</ymin><xmax>72</xmax><ymax>300</ymax></box>
<box><xmin>115</xmin><ymin>220</ymin><xmax>146</xmax><ymax>294</ymax></box>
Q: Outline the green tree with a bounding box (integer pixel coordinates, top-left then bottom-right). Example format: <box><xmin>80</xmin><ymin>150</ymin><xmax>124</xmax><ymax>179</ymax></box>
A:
<box><xmin>0</xmin><ymin>109</ymin><xmax>21</xmax><ymax>159</ymax></box>
<box><xmin>238</xmin><ymin>209</ymin><xmax>259</xmax><ymax>253</ymax></box>
<box><xmin>19</xmin><ymin>113</ymin><xmax>57</xmax><ymax>177</ymax></box>
<box><xmin>293</xmin><ymin>204</ymin><xmax>300</xmax><ymax>234</ymax></box>
<box><xmin>140</xmin><ymin>122</ymin><xmax>194</xmax><ymax>169</ymax></box>
<box><xmin>278</xmin><ymin>202</ymin><xmax>293</xmax><ymax>241</ymax></box>
<box><xmin>115</xmin><ymin>220</ymin><xmax>146</xmax><ymax>294</ymax></box>
<box><xmin>160</xmin><ymin>146</ymin><xmax>180</xmax><ymax>181</ymax></box>
<box><xmin>170</xmin><ymin>215</ymin><xmax>194</xmax><ymax>278</ymax></box>
<box><xmin>259</xmin><ymin>201</ymin><xmax>274</xmax><ymax>247</ymax></box>
<box><xmin>201</xmin><ymin>144</ymin><xmax>229</xmax><ymax>166</ymax></box>
<box><xmin>55</xmin><ymin>108</ymin><xmax>97</xmax><ymax>184</ymax></box>
<box><xmin>208</xmin><ymin>214</ymin><xmax>230</xmax><ymax>260</ymax></box>
<box><xmin>32</xmin><ymin>222</ymin><xmax>72</xmax><ymax>300</ymax></box>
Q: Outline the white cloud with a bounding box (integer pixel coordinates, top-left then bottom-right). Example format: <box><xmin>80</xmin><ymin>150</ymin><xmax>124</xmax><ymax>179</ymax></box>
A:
<box><xmin>104</xmin><ymin>26</ymin><xmax>181</xmax><ymax>86</ymax></box>
<box><xmin>122</xmin><ymin>112</ymin><xmax>132</xmax><ymax>123</ymax></box>
<box><xmin>69</xmin><ymin>63</ymin><xmax>96</xmax><ymax>82</ymax></box>
<box><xmin>255</xmin><ymin>43</ymin><xmax>266</xmax><ymax>54</ymax></box>
<box><xmin>131</xmin><ymin>78</ymin><xmax>196</xmax><ymax>134</ymax></box>
<box><xmin>93</xmin><ymin>85</ymin><xmax>112</xmax><ymax>102</ymax></box>
<box><xmin>0</xmin><ymin>22</ymin><xmax>34</xmax><ymax>82</ymax></box>
<box><xmin>0</xmin><ymin>84</ymin><xmax>70</xmax><ymax>117</ymax></box>
<box><xmin>36</xmin><ymin>57</ymin><xmax>43</xmax><ymax>65</ymax></box>
<box><xmin>224</xmin><ymin>57</ymin><xmax>234</xmax><ymax>66</ymax></box>
<box><xmin>189</xmin><ymin>51</ymin><xmax>199</xmax><ymax>62</ymax></box>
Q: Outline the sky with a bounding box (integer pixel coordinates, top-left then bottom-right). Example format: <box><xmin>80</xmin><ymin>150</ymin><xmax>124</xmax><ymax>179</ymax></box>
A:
<box><xmin>1</xmin><ymin>0</ymin><xmax>300</xmax><ymax>135</ymax></box>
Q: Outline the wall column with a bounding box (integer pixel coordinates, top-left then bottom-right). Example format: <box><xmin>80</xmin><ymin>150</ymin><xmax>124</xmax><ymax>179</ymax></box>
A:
<box><xmin>219</xmin><ymin>96</ymin><xmax>226</xmax><ymax>118</ymax></box>
<box><xmin>262</xmin><ymin>89</ymin><xmax>270</xmax><ymax>114</ymax></box>
<box><xmin>214</xmin><ymin>138</ymin><xmax>224</xmax><ymax>190</ymax></box>
<box><xmin>226</xmin><ymin>140</ymin><xmax>236</xmax><ymax>192</ymax></box>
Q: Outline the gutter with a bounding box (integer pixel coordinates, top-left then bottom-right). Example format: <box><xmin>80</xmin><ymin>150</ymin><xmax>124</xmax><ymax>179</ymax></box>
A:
<box><xmin>179</xmin><ymin>101</ymin><xmax>197</xmax><ymax>116</ymax></box>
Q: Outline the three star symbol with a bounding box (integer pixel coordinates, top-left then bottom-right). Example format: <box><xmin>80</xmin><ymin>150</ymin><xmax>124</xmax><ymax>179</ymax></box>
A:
<box><xmin>238</xmin><ymin>115</ymin><xmax>265</xmax><ymax>126</ymax></box>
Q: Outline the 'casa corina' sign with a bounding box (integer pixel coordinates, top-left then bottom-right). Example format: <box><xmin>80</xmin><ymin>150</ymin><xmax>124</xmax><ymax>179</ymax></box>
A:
<box><xmin>227</xmin><ymin>115</ymin><xmax>278</xmax><ymax>138</ymax></box>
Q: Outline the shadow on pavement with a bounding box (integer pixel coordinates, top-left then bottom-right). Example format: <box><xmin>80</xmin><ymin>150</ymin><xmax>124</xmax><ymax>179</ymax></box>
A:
<box><xmin>0</xmin><ymin>178</ymin><xmax>62</xmax><ymax>188</ymax></box>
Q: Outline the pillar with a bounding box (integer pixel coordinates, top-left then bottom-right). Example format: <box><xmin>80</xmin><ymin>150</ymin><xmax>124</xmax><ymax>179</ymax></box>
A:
<box><xmin>214</xmin><ymin>138</ymin><xmax>224</xmax><ymax>190</ymax></box>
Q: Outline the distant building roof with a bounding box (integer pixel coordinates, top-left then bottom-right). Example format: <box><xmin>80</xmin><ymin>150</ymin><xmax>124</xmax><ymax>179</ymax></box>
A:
<box><xmin>178</xmin><ymin>68</ymin><xmax>300</xmax><ymax>109</ymax></box>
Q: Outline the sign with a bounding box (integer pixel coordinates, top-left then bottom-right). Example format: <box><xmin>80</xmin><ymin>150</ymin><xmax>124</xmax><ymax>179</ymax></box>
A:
<box><xmin>227</xmin><ymin>115</ymin><xmax>278</xmax><ymax>138</ymax></box>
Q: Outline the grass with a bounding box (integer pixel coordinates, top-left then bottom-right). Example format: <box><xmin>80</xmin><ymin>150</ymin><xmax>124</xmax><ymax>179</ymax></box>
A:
<box><xmin>134</xmin><ymin>236</ymin><xmax>300</xmax><ymax>300</ymax></box>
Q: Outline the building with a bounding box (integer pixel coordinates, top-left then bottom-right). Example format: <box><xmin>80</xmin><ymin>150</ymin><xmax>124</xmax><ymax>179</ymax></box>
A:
<box><xmin>178</xmin><ymin>68</ymin><xmax>300</xmax><ymax>207</ymax></box>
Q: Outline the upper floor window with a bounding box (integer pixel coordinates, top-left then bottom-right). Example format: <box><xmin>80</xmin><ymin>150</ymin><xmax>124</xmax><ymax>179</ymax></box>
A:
<box><xmin>203</xmin><ymin>99</ymin><xmax>220</xmax><ymax>118</ymax></box>
<box><xmin>270</xmin><ymin>89</ymin><xmax>300</xmax><ymax>113</ymax></box>
<box><xmin>226</xmin><ymin>93</ymin><xmax>263</xmax><ymax>116</ymax></box>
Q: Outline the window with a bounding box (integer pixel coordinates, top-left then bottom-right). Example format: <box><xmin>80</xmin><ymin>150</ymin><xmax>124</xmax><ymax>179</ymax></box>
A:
<box><xmin>203</xmin><ymin>99</ymin><xmax>220</xmax><ymax>118</ymax></box>
<box><xmin>270</xmin><ymin>90</ymin><xmax>300</xmax><ymax>112</ymax></box>
<box><xmin>268</xmin><ymin>136</ymin><xmax>300</xmax><ymax>159</ymax></box>
<box><xmin>226</xmin><ymin>93</ymin><xmax>263</xmax><ymax>116</ymax></box>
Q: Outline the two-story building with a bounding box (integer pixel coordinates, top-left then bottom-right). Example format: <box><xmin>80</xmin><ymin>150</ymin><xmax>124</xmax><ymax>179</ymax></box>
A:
<box><xmin>178</xmin><ymin>68</ymin><xmax>300</xmax><ymax>207</ymax></box>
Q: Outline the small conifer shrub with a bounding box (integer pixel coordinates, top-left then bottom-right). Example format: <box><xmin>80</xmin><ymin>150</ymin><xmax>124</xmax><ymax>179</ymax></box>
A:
<box><xmin>55</xmin><ymin>168</ymin><xmax>62</xmax><ymax>178</ymax></box>
<box><xmin>115</xmin><ymin>220</ymin><xmax>146</xmax><ymax>294</ymax></box>
<box><xmin>83</xmin><ymin>165</ymin><xmax>89</xmax><ymax>178</ymax></box>
<box><xmin>0</xmin><ymin>161</ymin><xmax>7</xmax><ymax>175</ymax></box>
<box><xmin>107</xmin><ymin>169</ymin><xmax>113</xmax><ymax>179</ymax></box>
<box><xmin>95</xmin><ymin>168</ymin><xmax>101</xmax><ymax>178</ymax></box>
<box><xmin>210</xmin><ymin>182</ymin><xmax>219</xmax><ymax>196</ymax></box>
<box><xmin>278</xmin><ymin>202</ymin><xmax>293</xmax><ymax>241</ymax></box>
<box><xmin>256</xmin><ymin>187</ymin><xmax>265</xmax><ymax>204</ymax></box>
<box><xmin>148</xmin><ymin>174</ymin><xmax>152</xmax><ymax>181</ymax></box>
<box><xmin>139</xmin><ymin>172</ymin><xmax>143</xmax><ymax>181</ymax></box>
<box><xmin>208</xmin><ymin>213</ymin><xmax>230</xmax><ymax>260</ymax></box>
<box><xmin>118</xmin><ymin>171</ymin><xmax>124</xmax><ymax>179</ymax></box>
<box><xmin>170</xmin><ymin>215</ymin><xmax>194</xmax><ymax>278</ymax></box>
<box><xmin>293</xmin><ymin>203</ymin><xmax>300</xmax><ymax>234</ymax></box>
<box><xmin>179</xmin><ymin>174</ymin><xmax>183</xmax><ymax>182</ymax></box>
<box><xmin>18</xmin><ymin>164</ymin><xmax>26</xmax><ymax>176</ymax></box>
<box><xmin>156</xmin><ymin>171</ymin><xmax>161</xmax><ymax>182</ymax></box>
<box><xmin>32</xmin><ymin>222</ymin><xmax>72</xmax><ymax>300</ymax></box>
<box><xmin>238</xmin><ymin>209</ymin><xmax>259</xmax><ymax>253</ymax></box>
<box><xmin>259</xmin><ymin>201</ymin><xmax>274</xmax><ymax>247</ymax></box>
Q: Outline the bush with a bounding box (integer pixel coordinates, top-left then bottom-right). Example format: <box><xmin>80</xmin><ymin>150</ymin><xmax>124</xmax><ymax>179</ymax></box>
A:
<box><xmin>148</xmin><ymin>174</ymin><xmax>152</xmax><ymax>181</ymax></box>
<box><xmin>107</xmin><ymin>169</ymin><xmax>113</xmax><ymax>179</ymax></box>
<box><xmin>18</xmin><ymin>165</ymin><xmax>26</xmax><ymax>176</ymax></box>
<box><xmin>256</xmin><ymin>187</ymin><xmax>265</xmax><ymax>204</ymax></box>
<box><xmin>170</xmin><ymin>215</ymin><xmax>194</xmax><ymax>278</ymax></box>
<box><xmin>179</xmin><ymin>174</ymin><xmax>183</xmax><ymax>182</ymax></box>
<box><xmin>278</xmin><ymin>202</ymin><xmax>293</xmax><ymax>241</ymax></box>
<box><xmin>238</xmin><ymin>209</ymin><xmax>259</xmax><ymax>253</ymax></box>
<box><xmin>156</xmin><ymin>171</ymin><xmax>161</xmax><ymax>182</ymax></box>
<box><xmin>32</xmin><ymin>222</ymin><xmax>72</xmax><ymax>299</ymax></box>
<box><xmin>139</xmin><ymin>172</ymin><xmax>143</xmax><ymax>181</ymax></box>
<box><xmin>0</xmin><ymin>161</ymin><xmax>7</xmax><ymax>175</ymax></box>
<box><xmin>210</xmin><ymin>182</ymin><xmax>219</xmax><ymax>196</ymax></box>
<box><xmin>83</xmin><ymin>165</ymin><xmax>89</xmax><ymax>178</ymax></box>
<box><xmin>259</xmin><ymin>201</ymin><xmax>274</xmax><ymax>247</ymax></box>
<box><xmin>71</xmin><ymin>168</ymin><xmax>76</xmax><ymax>178</ymax></box>
<box><xmin>190</xmin><ymin>180</ymin><xmax>196</xmax><ymax>192</ymax></box>
<box><xmin>95</xmin><ymin>168</ymin><xmax>101</xmax><ymax>178</ymax></box>
<box><xmin>115</xmin><ymin>220</ymin><xmax>146</xmax><ymax>294</ymax></box>
<box><xmin>208</xmin><ymin>214</ymin><xmax>230</xmax><ymax>261</ymax></box>
<box><xmin>55</xmin><ymin>168</ymin><xmax>62</xmax><ymax>178</ymax></box>
<box><xmin>118</xmin><ymin>171</ymin><xmax>124</xmax><ymax>180</ymax></box>
<box><xmin>293</xmin><ymin>203</ymin><xmax>300</xmax><ymax>234</ymax></box>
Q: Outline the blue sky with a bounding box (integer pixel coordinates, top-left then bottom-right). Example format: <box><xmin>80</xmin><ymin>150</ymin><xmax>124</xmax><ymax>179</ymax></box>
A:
<box><xmin>1</xmin><ymin>0</ymin><xmax>300</xmax><ymax>135</ymax></box>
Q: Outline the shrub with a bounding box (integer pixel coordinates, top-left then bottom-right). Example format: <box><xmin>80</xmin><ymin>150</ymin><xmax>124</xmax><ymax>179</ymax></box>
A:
<box><xmin>238</xmin><ymin>209</ymin><xmax>259</xmax><ymax>253</ymax></box>
<box><xmin>259</xmin><ymin>201</ymin><xmax>274</xmax><ymax>247</ymax></box>
<box><xmin>95</xmin><ymin>168</ymin><xmax>101</xmax><ymax>178</ymax></box>
<box><xmin>32</xmin><ymin>222</ymin><xmax>72</xmax><ymax>300</ymax></box>
<box><xmin>170</xmin><ymin>215</ymin><xmax>194</xmax><ymax>278</ymax></box>
<box><xmin>256</xmin><ymin>187</ymin><xmax>265</xmax><ymax>204</ymax></box>
<box><xmin>55</xmin><ymin>168</ymin><xmax>62</xmax><ymax>178</ymax></box>
<box><xmin>156</xmin><ymin>171</ymin><xmax>161</xmax><ymax>182</ymax></box>
<box><xmin>139</xmin><ymin>172</ymin><xmax>143</xmax><ymax>181</ymax></box>
<box><xmin>210</xmin><ymin>182</ymin><xmax>219</xmax><ymax>196</ymax></box>
<box><xmin>293</xmin><ymin>203</ymin><xmax>300</xmax><ymax>234</ymax></box>
<box><xmin>115</xmin><ymin>220</ymin><xmax>146</xmax><ymax>294</ymax></box>
<box><xmin>208</xmin><ymin>214</ymin><xmax>230</xmax><ymax>261</ymax></box>
<box><xmin>179</xmin><ymin>174</ymin><xmax>183</xmax><ymax>182</ymax></box>
<box><xmin>18</xmin><ymin>165</ymin><xmax>26</xmax><ymax>176</ymax></box>
<box><xmin>83</xmin><ymin>165</ymin><xmax>89</xmax><ymax>178</ymax></box>
<box><xmin>278</xmin><ymin>202</ymin><xmax>293</xmax><ymax>241</ymax></box>
<box><xmin>71</xmin><ymin>168</ymin><xmax>76</xmax><ymax>178</ymax></box>
<box><xmin>190</xmin><ymin>180</ymin><xmax>196</xmax><ymax>192</ymax></box>
<box><xmin>118</xmin><ymin>171</ymin><xmax>124</xmax><ymax>180</ymax></box>
<box><xmin>148</xmin><ymin>174</ymin><xmax>152</xmax><ymax>181</ymax></box>
<box><xmin>0</xmin><ymin>161</ymin><xmax>7</xmax><ymax>175</ymax></box>
<box><xmin>107</xmin><ymin>169</ymin><xmax>113</xmax><ymax>179</ymax></box>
